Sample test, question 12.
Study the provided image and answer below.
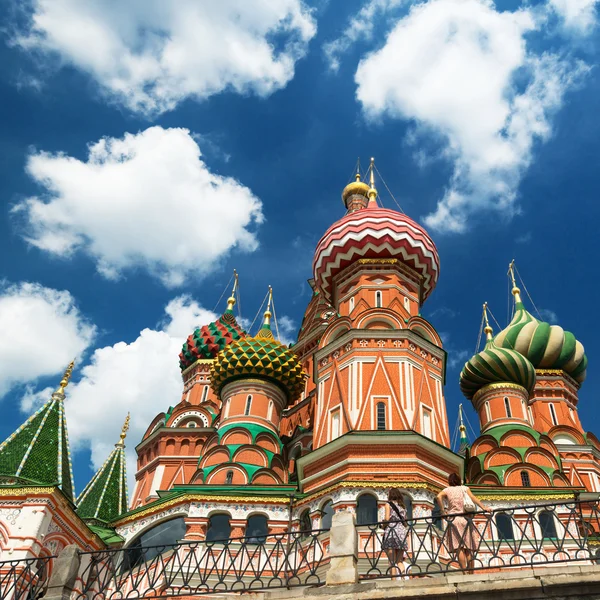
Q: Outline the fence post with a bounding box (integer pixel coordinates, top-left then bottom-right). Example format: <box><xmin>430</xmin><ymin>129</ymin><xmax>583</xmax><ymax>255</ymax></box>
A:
<box><xmin>325</xmin><ymin>510</ymin><xmax>358</xmax><ymax>586</ymax></box>
<box><xmin>42</xmin><ymin>545</ymin><xmax>81</xmax><ymax>600</ymax></box>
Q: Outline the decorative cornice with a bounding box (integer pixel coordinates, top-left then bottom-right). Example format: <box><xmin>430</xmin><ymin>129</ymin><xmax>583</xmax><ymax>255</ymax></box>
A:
<box><xmin>472</xmin><ymin>382</ymin><xmax>528</xmax><ymax>405</ymax></box>
<box><xmin>475</xmin><ymin>493</ymin><xmax>575</xmax><ymax>501</ymax></box>
<box><xmin>0</xmin><ymin>486</ymin><xmax>56</xmax><ymax>496</ymax></box>
<box><xmin>181</xmin><ymin>359</ymin><xmax>213</xmax><ymax>378</ymax></box>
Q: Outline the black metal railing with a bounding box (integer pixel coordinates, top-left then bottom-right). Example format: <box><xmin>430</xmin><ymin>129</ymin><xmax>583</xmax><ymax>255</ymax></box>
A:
<box><xmin>0</xmin><ymin>555</ymin><xmax>54</xmax><ymax>600</ymax></box>
<box><xmin>74</xmin><ymin>527</ymin><xmax>330</xmax><ymax>599</ymax></box>
<box><xmin>359</xmin><ymin>499</ymin><xmax>600</xmax><ymax>580</ymax></box>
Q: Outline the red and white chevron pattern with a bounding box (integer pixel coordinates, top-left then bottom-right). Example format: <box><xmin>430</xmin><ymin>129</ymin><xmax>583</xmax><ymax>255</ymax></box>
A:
<box><xmin>313</xmin><ymin>208</ymin><xmax>440</xmax><ymax>303</ymax></box>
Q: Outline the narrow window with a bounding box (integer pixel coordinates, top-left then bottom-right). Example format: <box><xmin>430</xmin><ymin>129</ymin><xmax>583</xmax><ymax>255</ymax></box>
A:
<box><xmin>225</xmin><ymin>470</ymin><xmax>234</xmax><ymax>485</ymax></box>
<box><xmin>504</xmin><ymin>397</ymin><xmax>512</xmax><ymax>418</ymax></box>
<box><xmin>521</xmin><ymin>399</ymin><xmax>527</xmax><ymax>418</ymax></box>
<box><xmin>356</xmin><ymin>494</ymin><xmax>378</xmax><ymax>525</ymax></box>
<box><xmin>404</xmin><ymin>296</ymin><xmax>410</xmax><ymax>311</ymax></box>
<box><xmin>201</xmin><ymin>385</ymin><xmax>209</xmax><ymax>403</ymax></box>
<box><xmin>349</xmin><ymin>297</ymin><xmax>355</xmax><ymax>313</ymax></box>
<box><xmin>539</xmin><ymin>510</ymin><xmax>557</xmax><ymax>539</ymax></box>
<box><xmin>321</xmin><ymin>501</ymin><xmax>334</xmax><ymax>530</ymax></box>
<box><xmin>376</xmin><ymin>402</ymin><xmax>386</xmax><ymax>430</ymax></box>
<box><xmin>423</xmin><ymin>408</ymin><xmax>432</xmax><ymax>438</ymax></box>
<box><xmin>549</xmin><ymin>403</ymin><xmax>558</xmax><ymax>426</ymax></box>
<box><xmin>485</xmin><ymin>401</ymin><xmax>491</xmax><ymax>422</ymax></box>
<box><xmin>267</xmin><ymin>400</ymin><xmax>274</xmax><ymax>421</ymax></box>
<box><xmin>528</xmin><ymin>406</ymin><xmax>534</xmax><ymax>425</ymax></box>
<box><xmin>375</xmin><ymin>291</ymin><xmax>382</xmax><ymax>308</ymax></box>
<box><xmin>299</xmin><ymin>509</ymin><xmax>312</xmax><ymax>535</ymax></box>
<box><xmin>245</xmin><ymin>395</ymin><xmax>252</xmax><ymax>416</ymax></box>
<box><xmin>521</xmin><ymin>470</ymin><xmax>531</xmax><ymax>487</ymax></box>
<box><xmin>331</xmin><ymin>409</ymin><xmax>341</xmax><ymax>440</ymax></box>
<box><xmin>496</xmin><ymin>513</ymin><xmax>514</xmax><ymax>541</ymax></box>
<box><xmin>432</xmin><ymin>505</ymin><xmax>444</xmax><ymax>531</ymax></box>
<box><xmin>224</xmin><ymin>398</ymin><xmax>231</xmax><ymax>418</ymax></box>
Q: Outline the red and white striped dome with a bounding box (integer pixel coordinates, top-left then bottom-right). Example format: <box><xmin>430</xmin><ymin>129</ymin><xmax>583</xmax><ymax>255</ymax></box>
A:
<box><xmin>313</xmin><ymin>207</ymin><xmax>440</xmax><ymax>303</ymax></box>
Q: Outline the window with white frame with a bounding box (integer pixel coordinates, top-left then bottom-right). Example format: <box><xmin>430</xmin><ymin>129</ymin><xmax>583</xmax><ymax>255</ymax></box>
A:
<box><xmin>245</xmin><ymin>395</ymin><xmax>252</xmax><ymax>416</ymax></box>
<box><xmin>485</xmin><ymin>401</ymin><xmax>491</xmax><ymax>422</ymax></box>
<box><xmin>267</xmin><ymin>400</ymin><xmax>274</xmax><ymax>422</ymax></box>
<box><xmin>349</xmin><ymin>297</ymin><xmax>355</xmax><ymax>313</ymax></box>
<box><xmin>422</xmin><ymin>407</ymin><xmax>432</xmax><ymax>439</ymax></box>
<box><xmin>331</xmin><ymin>408</ymin><xmax>341</xmax><ymax>441</ymax></box>
<box><xmin>504</xmin><ymin>397</ymin><xmax>512</xmax><ymax>418</ymax></box>
<box><xmin>549</xmin><ymin>403</ymin><xmax>558</xmax><ymax>426</ymax></box>
<box><xmin>375</xmin><ymin>291</ymin><xmax>382</xmax><ymax>308</ymax></box>
<box><xmin>201</xmin><ymin>385</ymin><xmax>209</xmax><ymax>403</ymax></box>
<box><xmin>376</xmin><ymin>402</ymin><xmax>386</xmax><ymax>430</ymax></box>
<box><xmin>404</xmin><ymin>296</ymin><xmax>410</xmax><ymax>312</ymax></box>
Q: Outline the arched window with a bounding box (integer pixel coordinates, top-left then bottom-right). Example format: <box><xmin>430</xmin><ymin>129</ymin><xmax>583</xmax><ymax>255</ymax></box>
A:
<box><xmin>376</xmin><ymin>402</ymin><xmax>386</xmax><ymax>430</ymax></box>
<box><xmin>246</xmin><ymin>515</ymin><xmax>268</xmax><ymax>544</ymax></box>
<box><xmin>267</xmin><ymin>400</ymin><xmax>274</xmax><ymax>422</ymax></box>
<box><xmin>404</xmin><ymin>296</ymin><xmax>410</xmax><ymax>311</ymax></box>
<box><xmin>206</xmin><ymin>514</ymin><xmax>231</xmax><ymax>542</ymax></box>
<box><xmin>122</xmin><ymin>517</ymin><xmax>187</xmax><ymax>570</ymax></box>
<box><xmin>201</xmin><ymin>385</ymin><xmax>209</xmax><ymax>403</ymax></box>
<box><xmin>504</xmin><ymin>397</ymin><xmax>512</xmax><ymax>418</ymax></box>
<box><xmin>539</xmin><ymin>510</ymin><xmax>557</xmax><ymax>539</ymax></box>
<box><xmin>485</xmin><ymin>401</ymin><xmax>491</xmax><ymax>422</ymax></box>
<box><xmin>299</xmin><ymin>509</ymin><xmax>312</xmax><ymax>535</ymax></box>
<box><xmin>356</xmin><ymin>494</ymin><xmax>378</xmax><ymax>525</ymax></box>
<box><xmin>432</xmin><ymin>505</ymin><xmax>444</xmax><ymax>531</ymax></box>
<box><xmin>375</xmin><ymin>291</ymin><xmax>382</xmax><ymax>308</ymax></box>
<box><xmin>549</xmin><ymin>403</ymin><xmax>558</xmax><ymax>426</ymax></box>
<box><xmin>349</xmin><ymin>297</ymin><xmax>355</xmax><ymax>313</ymax></box>
<box><xmin>521</xmin><ymin>470</ymin><xmax>531</xmax><ymax>487</ymax></box>
<box><xmin>245</xmin><ymin>395</ymin><xmax>252</xmax><ymax>416</ymax></box>
<box><xmin>225</xmin><ymin>470</ymin><xmax>234</xmax><ymax>485</ymax></box>
<box><xmin>321</xmin><ymin>501</ymin><xmax>334</xmax><ymax>530</ymax></box>
<box><xmin>495</xmin><ymin>513</ymin><xmax>514</xmax><ymax>541</ymax></box>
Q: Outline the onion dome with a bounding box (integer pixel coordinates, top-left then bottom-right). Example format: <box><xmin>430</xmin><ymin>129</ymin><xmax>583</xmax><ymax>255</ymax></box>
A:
<box><xmin>342</xmin><ymin>172</ymin><xmax>370</xmax><ymax>209</ymax></box>
<box><xmin>313</xmin><ymin>161</ymin><xmax>439</xmax><ymax>304</ymax></box>
<box><xmin>460</xmin><ymin>308</ymin><xmax>535</xmax><ymax>400</ymax></box>
<box><xmin>179</xmin><ymin>280</ymin><xmax>245</xmax><ymax>370</ymax></box>
<box><xmin>494</xmin><ymin>274</ymin><xmax>587</xmax><ymax>384</ymax></box>
<box><xmin>210</xmin><ymin>301</ymin><xmax>306</xmax><ymax>402</ymax></box>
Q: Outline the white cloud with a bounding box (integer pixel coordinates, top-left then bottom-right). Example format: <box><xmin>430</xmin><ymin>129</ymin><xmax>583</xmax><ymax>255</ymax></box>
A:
<box><xmin>14</xmin><ymin>127</ymin><xmax>264</xmax><ymax>287</ymax></box>
<box><xmin>323</xmin><ymin>0</ymin><xmax>406</xmax><ymax>71</ymax></box>
<box><xmin>55</xmin><ymin>296</ymin><xmax>216</xmax><ymax>493</ymax></box>
<box><xmin>550</xmin><ymin>0</ymin><xmax>598</xmax><ymax>34</ymax></box>
<box><xmin>0</xmin><ymin>282</ymin><xmax>95</xmax><ymax>399</ymax></box>
<box><xmin>277</xmin><ymin>315</ymin><xmax>298</xmax><ymax>346</ymax></box>
<box><xmin>13</xmin><ymin>0</ymin><xmax>316</xmax><ymax>115</ymax></box>
<box><xmin>353</xmin><ymin>0</ymin><xmax>588</xmax><ymax>233</ymax></box>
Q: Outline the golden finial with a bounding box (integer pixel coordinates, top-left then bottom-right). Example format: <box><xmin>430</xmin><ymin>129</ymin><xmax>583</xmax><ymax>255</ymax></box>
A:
<box><xmin>458</xmin><ymin>403</ymin><xmax>466</xmax><ymax>434</ymax></box>
<box><xmin>483</xmin><ymin>302</ymin><xmax>493</xmax><ymax>340</ymax></box>
<box><xmin>226</xmin><ymin>269</ymin><xmax>238</xmax><ymax>311</ymax></box>
<box><xmin>508</xmin><ymin>259</ymin><xmax>522</xmax><ymax>304</ymax></box>
<box><xmin>264</xmin><ymin>286</ymin><xmax>273</xmax><ymax>326</ymax></box>
<box><xmin>117</xmin><ymin>413</ymin><xmax>130</xmax><ymax>447</ymax></box>
<box><xmin>368</xmin><ymin>157</ymin><xmax>378</xmax><ymax>204</ymax></box>
<box><xmin>54</xmin><ymin>360</ymin><xmax>75</xmax><ymax>395</ymax></box>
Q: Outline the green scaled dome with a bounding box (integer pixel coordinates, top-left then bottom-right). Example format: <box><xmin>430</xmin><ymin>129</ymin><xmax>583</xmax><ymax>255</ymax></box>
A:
<box><xmin>210</xmin><ymin>322</ymin><xmax>305</xmax><ymax>403</ymax></box>
<box><xmin>494</xmin><ymin>298</ymin><xmax>587</xmax><ymax>384</ymax></box>
<box><xmin>460</xmin><ymin>336</ymin><xmax>535</xmax><ymax>401</ymax></box>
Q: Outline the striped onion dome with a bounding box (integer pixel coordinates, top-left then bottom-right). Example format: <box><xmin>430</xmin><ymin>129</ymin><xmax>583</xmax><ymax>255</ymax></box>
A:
<box><xmin>179</xmin><ymin>309</ymin><xmax>245</xmax><ymax>371</ymax></box>
<box><xmin>210</xmin><ymin>321</ymin><xmax>306</xmax><ymax>403</ymax></box>
<box><xmin>460</xmin><ymin>337</ymin><xmax>535</xmax><ymax>401</ymax></box>
<box><xmin>494</xmin><ymin>300</ymin><xmax>587</xmax><ymax>384</ymax></box>
<box><xmin>313</xmin><ymin>206</ymin><xmax>440</xmax><ymax>304</ymax></box>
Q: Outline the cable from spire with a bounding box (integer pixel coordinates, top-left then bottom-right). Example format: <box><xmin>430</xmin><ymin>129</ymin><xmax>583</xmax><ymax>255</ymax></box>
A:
<box><xmin>54</xmin><ymin>360</ymin><xmax>75</xmax><ymax>396</ymax></box>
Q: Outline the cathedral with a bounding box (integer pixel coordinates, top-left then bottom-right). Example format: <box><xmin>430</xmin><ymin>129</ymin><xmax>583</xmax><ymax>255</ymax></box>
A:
<box><xmin>0</xmin><ymin>160</ymin><xmax>597</xmax><ymax>574</ymax></box>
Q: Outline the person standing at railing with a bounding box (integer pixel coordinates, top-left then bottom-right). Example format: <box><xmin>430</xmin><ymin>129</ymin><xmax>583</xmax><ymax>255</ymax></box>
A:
<box><xmin>382</xmin><ymin>488</ymin><xmax>411</xmax><ymax>580</ymax></box>
<box><xmin>436</xmin><ymin>473</ymin><xmax>489</xmax><ymax>574</ymax></box>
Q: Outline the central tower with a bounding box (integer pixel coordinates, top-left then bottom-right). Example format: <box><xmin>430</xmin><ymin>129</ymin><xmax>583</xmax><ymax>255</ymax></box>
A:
<box><xmin>297</xmin><ymin>160</ymin><xmax>461</xmax><ymax>505</ymax></box>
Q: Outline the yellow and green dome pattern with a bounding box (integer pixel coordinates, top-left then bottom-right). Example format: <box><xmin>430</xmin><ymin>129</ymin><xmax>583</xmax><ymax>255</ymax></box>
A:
<box><xmin>210</xmin><ymin>325</ymin><xmax>305</xmax><ymax>402</ymax></box>
<box><xmin>494</xmin><ymin>302</ymin><xmax>587</xmax><ymax>384</ymax></box>
<box><xmin>460</xmin><ymin>339</ymin><xmax>536</xmax><ymax>400</ymax></box>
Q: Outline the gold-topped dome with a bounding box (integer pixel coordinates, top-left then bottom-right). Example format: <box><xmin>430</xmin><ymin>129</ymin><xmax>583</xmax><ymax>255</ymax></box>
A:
<box><xmin>342</xmin><ymin>173</ymin><xmax>370</xmax><ymax>204</ymax></box>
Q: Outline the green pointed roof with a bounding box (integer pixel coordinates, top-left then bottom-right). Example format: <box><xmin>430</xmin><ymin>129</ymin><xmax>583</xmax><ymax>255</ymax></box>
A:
<box><xmin>77</xmin><ymin>420</ymin><xmax>129</xmax><ymax>523</ymax></box>
<box><xmin>0</xmin><ymin>371</ymin><xmax>75</xmax><ymax>500</ymax></box>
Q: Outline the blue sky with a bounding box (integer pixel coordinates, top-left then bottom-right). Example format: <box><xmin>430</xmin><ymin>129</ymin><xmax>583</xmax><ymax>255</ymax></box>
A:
<box><xmin>0</xmin><ymin>0</ymin><xmax>599</xmax><ymax>494</ymax></box>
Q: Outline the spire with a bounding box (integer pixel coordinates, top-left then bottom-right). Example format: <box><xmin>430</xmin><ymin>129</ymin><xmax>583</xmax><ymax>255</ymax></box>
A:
<box><xmin>482</xmin><ymin>302</ymin><xmax>493</xmax><ymax>342</ymax></box>
<box><xmin>77</xmin><ymin>414</ymin><xmax>129</xmax><ymax>523</ymax></box>
<box><xmin>368</xmin><ymin>157</ymin><xmax>378</xmax><ymax>206</ymax></box>
<box><xmin>458</xmin><ymin>404</ymin><xmax>470</xmax><ymax>458</ymax></box>
<box><xmin>0</xmin><ymin>364</ymin><xmax>75</xmax><ymax>500</ymax></box>
<box><xmin>225</xmin><ymin>270</ymin><xmax>238</xmax><ymax>313</ymax></box>
<box><xmin>256</xmin><ymin>287</ymin><xmax>275</xmax><ymax>340</ymax></box>
<box><xmin>508</xmin><ymin>259</ymin><xmax>523</xmax><ymax>306</ymax></box>
<box><xmin>54</xmin><ymin>360</ymin><xmax>75</xmax><ymax>396</ymax></box>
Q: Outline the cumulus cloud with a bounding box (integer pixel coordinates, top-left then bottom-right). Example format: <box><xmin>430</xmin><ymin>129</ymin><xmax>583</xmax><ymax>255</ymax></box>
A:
<box><xmin>12</xmin><ymin>0</ymin><xmax>317</xmax><ymax>115</ymax></box>
<box><xmin>0</xmin><ymin>282</ymin><xmax>95</xmax><ymax>399</ymax></box>
<box><xmin>52</xmin><ymin>296</ymin><xmax>217</xmax><ymax>493</ymax></box>
<box><xmin>353</xmin><ymin>0</ymin><xmax>587</xmax><ymax>233</ymax></box>
<box><xmin>13</xmin><ymin>127</ymin><xmax>264</xmax><ymax>287</ymax></box>
<box><xmin>277</xmin><ymin>315</ymin><xmax>298</xmax><ymax>346</ymax></box>
<box><xmin>550</xmin><ymin>0</ymin><xmax>598</xmax><ymax>34</ymax></box>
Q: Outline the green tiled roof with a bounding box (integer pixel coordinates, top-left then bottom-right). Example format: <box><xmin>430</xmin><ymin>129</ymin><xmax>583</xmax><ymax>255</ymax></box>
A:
<box><xmin>77</xmin><ymin>441</ymin><xmax>128</xmax><ymax>523</ymax></box>
<box><xmin>0</xmin><ymin>388</ymin><xmax>75</xmax><ymax>500</ymax></box>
